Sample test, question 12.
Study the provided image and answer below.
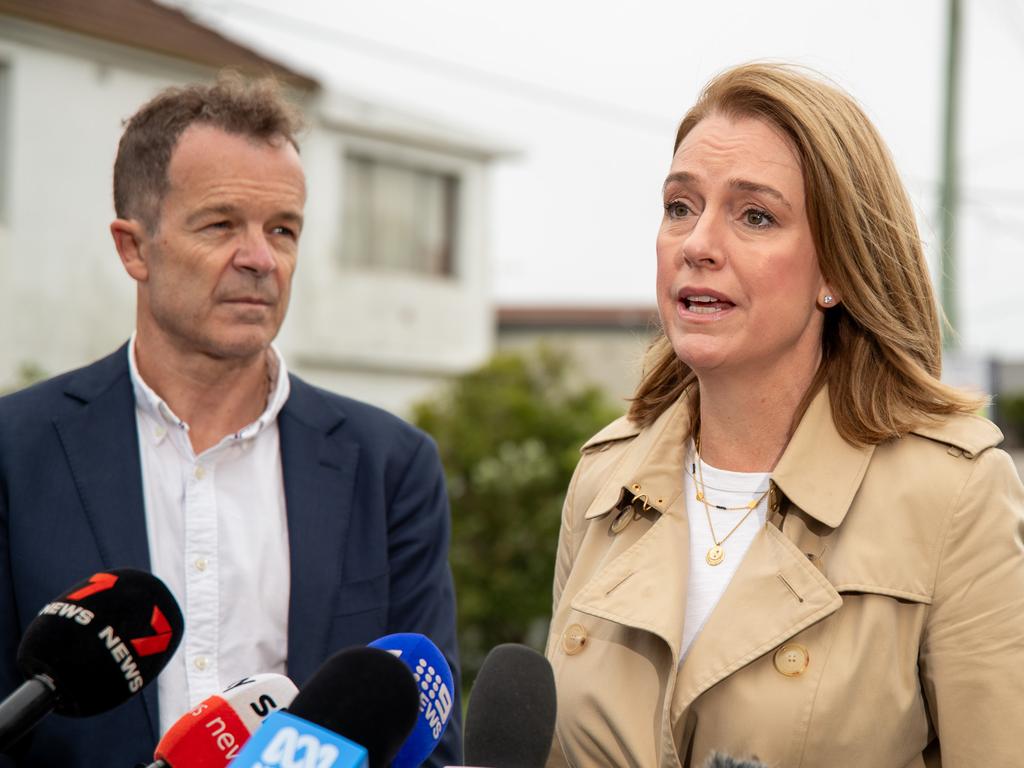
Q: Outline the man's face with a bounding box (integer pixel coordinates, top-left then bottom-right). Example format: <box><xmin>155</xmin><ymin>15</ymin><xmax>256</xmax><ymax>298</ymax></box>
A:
<box><xmin>135</xmin><ymin>124</ymin><xmax>306</xmax><ymax>362</ymax></box>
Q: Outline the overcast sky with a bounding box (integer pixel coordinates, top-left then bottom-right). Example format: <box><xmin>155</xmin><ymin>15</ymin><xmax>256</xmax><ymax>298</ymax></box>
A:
<box><xmin>171</xmin><ymin>0</ymin><xmax>1024</xmax><ymax>355</ymax></box>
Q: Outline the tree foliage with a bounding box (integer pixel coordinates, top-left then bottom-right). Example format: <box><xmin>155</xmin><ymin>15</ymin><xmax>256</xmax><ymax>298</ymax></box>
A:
<box><xmin>412</xmin><ymin>347</ymin><xmax>622</xmax><ymax>687</ymax></box>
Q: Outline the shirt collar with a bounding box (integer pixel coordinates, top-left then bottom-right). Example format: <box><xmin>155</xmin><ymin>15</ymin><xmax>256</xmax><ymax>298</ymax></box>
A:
<box><xmin>127</xmin><ymin>332</ymin><xmax>291</xmax><ymax>446</ymax></box>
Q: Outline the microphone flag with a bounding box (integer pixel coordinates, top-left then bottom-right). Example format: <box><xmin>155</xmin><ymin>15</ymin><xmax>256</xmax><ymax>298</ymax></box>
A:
<box><xmin>226</xmin><ymin>710</ymin><xmax>368</xmax><ymax>768</ymax></box>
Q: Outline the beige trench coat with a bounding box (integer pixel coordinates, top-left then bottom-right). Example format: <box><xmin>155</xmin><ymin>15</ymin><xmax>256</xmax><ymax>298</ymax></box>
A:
<box><xmin>545</xmin><ymin>387</ymin><xmax>1024</xmax><ymax>767</ymax></box>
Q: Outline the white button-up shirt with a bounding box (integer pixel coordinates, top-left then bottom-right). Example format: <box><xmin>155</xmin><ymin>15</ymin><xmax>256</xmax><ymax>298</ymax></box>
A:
<box><xmin>128</xmin><ymin>336</ymin><xmax>291</xmax><ymax>734</ymax></box>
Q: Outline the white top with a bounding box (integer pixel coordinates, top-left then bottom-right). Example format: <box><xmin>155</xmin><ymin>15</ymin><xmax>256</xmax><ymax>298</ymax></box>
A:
<box><xmin>128</xmin><ymin>336</ymin><xmax>292</xmax><ymax>734</ymax></box>
<box><xmin>681</xmin><ymin>445</ymin><xmax>770</xmax><ymax>659</ymax></box>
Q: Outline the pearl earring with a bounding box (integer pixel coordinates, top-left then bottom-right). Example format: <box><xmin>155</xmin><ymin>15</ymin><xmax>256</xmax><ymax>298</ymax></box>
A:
<box><xmin>823</xmin><ymin>295</ymin><xmax>834</xmax><ymax>305</ymax></box>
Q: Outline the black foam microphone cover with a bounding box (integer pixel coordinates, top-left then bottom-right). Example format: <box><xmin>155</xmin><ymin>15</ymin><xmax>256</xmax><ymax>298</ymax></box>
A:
<box><xmin>288</xmin><ymin>646</ymin><xmax>420</xmax><ymax>768</ymax></box>
<box><xmin>464</xmin><ymin>643</ymin><xmax>557</xmax><ymax>768</ymax></box>
<box><xmin>703</xmin><ymin>753</ymin><xmax>769</xmax><ymax>768</ymax></box>
<box><xmin>15</xmin><ymin>568</ymin><xmax>183</xmax><ymax>716</ymax></box>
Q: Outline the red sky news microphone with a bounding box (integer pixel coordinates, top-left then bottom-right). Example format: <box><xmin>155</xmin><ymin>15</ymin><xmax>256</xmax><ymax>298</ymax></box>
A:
<box><xmin>228</xmin><ymin>646</ymin><xmax>420</xmax><ymax>768</ymax></box>
<box><xmin>140</xmin><ymin>673</ymin><xmax>298</xmax><ymax>767</ymax></box>
<box><xmin>454</xmin><ymin>644</ymin><xmax>556</xmax><ymax>768</ymax></box>
<box><xmin>0</xmin><ymin>569</ymin><xmax>183</xmax><ymax>752</ymax></box>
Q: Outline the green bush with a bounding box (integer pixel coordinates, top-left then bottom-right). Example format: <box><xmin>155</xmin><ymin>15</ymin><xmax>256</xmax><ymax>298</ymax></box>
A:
<box><xmin>412</xmin><ymin>347</ymin><xmax>622</xmax><ymax>687</ymax></box>
<box><xmin>1</xmin><ymin>362</ymin><xmax>47</xmax><ymax>395</ymax></box>
<box><xmin>1000</xmin><ymin>391</ymin><xmax>1024</xmax><ymax>445</ymax></box>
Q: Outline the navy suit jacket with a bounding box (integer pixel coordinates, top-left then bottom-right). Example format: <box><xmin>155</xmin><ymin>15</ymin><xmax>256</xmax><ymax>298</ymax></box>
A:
<box><xmin>0</xmin><ymin>345</ymin><xmax>461</xmax><ymax>766</ymax></box>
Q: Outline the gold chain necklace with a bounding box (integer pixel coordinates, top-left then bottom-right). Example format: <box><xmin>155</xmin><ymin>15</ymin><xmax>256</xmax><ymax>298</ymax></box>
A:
<box><xmin>693</xmin><ymin>437</ymin><xmax>770</xmax><ymax>566</ymax></box>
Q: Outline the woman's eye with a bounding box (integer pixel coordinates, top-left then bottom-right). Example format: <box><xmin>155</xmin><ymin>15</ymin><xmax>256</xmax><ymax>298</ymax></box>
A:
<box><xmin>744</xmin><ymin>208</ymin><xmax>775</xmax><ymax>228</ymax></box>
<box><xmin>665</xmin><ymin>201</ymin><xmax>691</xmax><ymax>219</ymax></box>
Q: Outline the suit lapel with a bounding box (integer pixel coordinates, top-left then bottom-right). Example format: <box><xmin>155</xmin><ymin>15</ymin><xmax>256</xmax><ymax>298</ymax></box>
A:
<box><xmin>53</xmin><ymin>347</ymin><xmax>150</xmax><ymax>572</ymax></box>
<box><xmin>279</xmin><ymin>377</ymin><xmax>358</xmax><ymax>686</ymax></box>
<box><xmin>51</xmin><ymin>345</ymin><xmax>158</xmax><ymax>742</ymax></box>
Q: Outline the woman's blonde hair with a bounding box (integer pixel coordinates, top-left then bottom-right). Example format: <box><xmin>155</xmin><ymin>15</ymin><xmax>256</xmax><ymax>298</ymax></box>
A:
<box><xmin>629</xmin><ymin>62</ymin><xmax>982</xmax><ymax>444</ymax></box>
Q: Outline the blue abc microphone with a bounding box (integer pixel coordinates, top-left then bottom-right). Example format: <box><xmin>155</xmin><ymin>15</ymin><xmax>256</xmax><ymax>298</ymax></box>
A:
<box><xmin>228</xmin><ymin>646</ymin><xmax>420</xmax><ymax>768</ymax></box>
<box><xmin>368</xmin><ymin>633</ymin><xmax>455</xmax><ymax>768</ymax></box>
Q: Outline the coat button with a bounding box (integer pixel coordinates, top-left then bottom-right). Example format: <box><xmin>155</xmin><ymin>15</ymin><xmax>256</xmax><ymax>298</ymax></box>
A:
<box><xmin>773</xmin><ymin>643</ymin><xmax>809</xmax><ymax>677</ymax></box>
<box><xmin>562</xmin><ymin>623</ymin><xmax>588</xmax><ymax>655</ymax></box>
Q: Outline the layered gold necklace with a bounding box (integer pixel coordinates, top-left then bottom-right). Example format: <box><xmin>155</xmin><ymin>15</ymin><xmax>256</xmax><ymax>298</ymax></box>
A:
<box><xmin>692</xmin><ymin>437</ymin><xmax>770</xmax><ymax>566</ymax></box>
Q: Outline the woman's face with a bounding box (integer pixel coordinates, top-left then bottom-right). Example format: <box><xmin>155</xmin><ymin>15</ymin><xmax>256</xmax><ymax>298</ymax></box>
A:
<box><xmin>656</xmin><ymin>113</ymin><xmax>831</xmax><ymax>381</ymax></box>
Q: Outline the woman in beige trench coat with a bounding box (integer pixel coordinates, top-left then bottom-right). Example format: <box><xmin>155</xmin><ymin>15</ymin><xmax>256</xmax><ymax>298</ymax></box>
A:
<box><xmin>545</xmin><ymin>63</ymin><xmax>1024</xmax><ymax>768</ymax></box>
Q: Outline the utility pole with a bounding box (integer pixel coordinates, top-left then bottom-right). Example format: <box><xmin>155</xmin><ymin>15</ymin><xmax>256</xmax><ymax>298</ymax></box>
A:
<box><xmin>938</xmin><ymin>0</ymin><xmax>961</xmax><ymax>348</ymax></box>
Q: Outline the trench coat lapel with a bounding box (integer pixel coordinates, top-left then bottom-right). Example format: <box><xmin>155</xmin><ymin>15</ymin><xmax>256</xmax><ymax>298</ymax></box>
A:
<box><xmin>570</xmin><ymin>396</ymin><xmax>695</xmax><ymax>658</ymax></box>
<box><xmin>672</xmin><ymin>386</ymin><xmax>861</xmax><ymax>717</ymax></box>
<box><xmin>52</xmin><ymin>345</ymin><xmax>158</xmax><ymax>743</ymax></box>
<box><xmin>671</xmin><ymin>524</ymin><xmax>842</xmax><ymax>717</ymax></box>
<box><xmin>278</xmin><ymin>377</ymin><xmax>359</xmax><ymax>686</ymax></box>
<box><xmin>571</xmin><ymin>506</ymin><xmax>691</xmax><ymax>658</ymax></box>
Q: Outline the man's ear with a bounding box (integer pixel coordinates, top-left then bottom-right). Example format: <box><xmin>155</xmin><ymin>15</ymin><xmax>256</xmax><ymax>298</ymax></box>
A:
<box><xmin>110</xmin><ymin>218</ymin><xmax>150</xmax><ymax>282</ymax></box>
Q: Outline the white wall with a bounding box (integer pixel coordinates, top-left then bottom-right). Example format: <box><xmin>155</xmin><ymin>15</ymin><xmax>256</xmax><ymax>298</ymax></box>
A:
<box><xmin>0</xmin><ymin>19</ymin><xmax>193</xmax><ymax>387</ymax></box>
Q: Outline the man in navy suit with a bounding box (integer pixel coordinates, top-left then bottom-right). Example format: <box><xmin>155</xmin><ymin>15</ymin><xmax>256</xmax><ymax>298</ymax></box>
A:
<box><xmin>0</xmin><ymin>75</ymin><xmax>460</xmax><ymax>766</ymax></box>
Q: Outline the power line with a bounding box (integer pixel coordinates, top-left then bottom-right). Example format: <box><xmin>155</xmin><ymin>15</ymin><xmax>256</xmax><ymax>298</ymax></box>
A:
<box><xmin>173</xmin><ymin>0</ymin><xmax>673</xmax><ymax>133</ymax></box>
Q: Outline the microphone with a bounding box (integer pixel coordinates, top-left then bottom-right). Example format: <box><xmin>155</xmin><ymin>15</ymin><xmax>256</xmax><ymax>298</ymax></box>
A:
<box><xmin>367</xmin><ymin>633</ymin><xmax>455</xmax><ymax>768</ymax></box>
<box><xmin>0</xmin><ymin>568</ymin><xmax>183</xmax><ymax>751</ymax></box>
<box><xmin>228</xmin><ymin>646</ymin><xmax>420</xmax><ymax>768</ymax></box>
<box><xmin>462</xmin><ymin>644</ymin><xmax>556</xmax><ymax>768</ymax></box>
<box><xmin>142</xmin><ymin>673</ymin><xmax>298</xmax><ymax>767</ymax></box>
<box><xmin>703</xmin><ymin>754</ymin><xmax>769</xmax><ymax>768</ymax></box>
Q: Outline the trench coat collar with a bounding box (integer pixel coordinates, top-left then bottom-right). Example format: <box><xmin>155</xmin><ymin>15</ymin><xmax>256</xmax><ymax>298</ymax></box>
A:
<box><xmin>583</xmin><ymin>385</ymin><xmax>874</xmax><ymax>531</ymax></box>
<box><xmin>569</xmin><ymin>385</ymin><xmax>848</xmax><ymax>691</ymax></box>
<box><xmin>582</xmin><ymin>390</ymin><xmax>695</xmax><ymax>523</ymax></box>
<box><xmin>771</xmin><ymin>386</ymin><xmax>875</xmax><ymax>529</ymax></box>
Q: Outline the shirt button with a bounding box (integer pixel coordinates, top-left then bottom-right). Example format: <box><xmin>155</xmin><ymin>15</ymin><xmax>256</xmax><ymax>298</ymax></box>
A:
<box><xmin>773</xmin><ymin>643</ymin><xmax>809</xmax><ymax>677</ymax></box>
<box><xmin>153</xmin><ymin>427</ymin><xmax>166</xmax><ymax>439</ymax></box>
<box><xmin>194</xmin><ymin>466</ymin><xmax>206</xmax><ymax>480</ymax></box>
<box><xmin>562</xmin><ymin>623</ymin><xmax>588</xmax><ymax>656</ymax></box>
<box><xmin>194</xmin><ymin>656</ymin><xmax>209</xmax><ymax>672</ymax></box>
<box><xmin>194</xmin><ymin>557</ymin><xmax>208</xmax><ymax>572</ymax></box>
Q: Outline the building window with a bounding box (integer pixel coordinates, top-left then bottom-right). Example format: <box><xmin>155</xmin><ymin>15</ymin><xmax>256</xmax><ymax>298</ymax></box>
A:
<box><xmin>342</xmin><ymin>152</ymin><xmax>459</xmax><ymax>277</ymax></box>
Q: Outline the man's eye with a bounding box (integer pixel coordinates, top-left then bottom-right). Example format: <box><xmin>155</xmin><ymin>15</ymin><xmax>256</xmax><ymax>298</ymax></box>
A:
<box><xmin>271</xmin><ymin>226</ymin><xmax>297</xmax><ymax>239</ymax></box>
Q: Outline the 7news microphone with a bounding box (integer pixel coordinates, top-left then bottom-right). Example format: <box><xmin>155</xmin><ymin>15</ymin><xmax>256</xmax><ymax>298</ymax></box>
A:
<box><xmin>141</xmin><ymin>673</ymin><xmax>298</xmax><ymax>767</ymax></box>
<box><xmin>228</xmin><ymin>646</ymin><xmax>420</xmax><ymax>768</ymax></box>
<box><xmin>0</xmin><ymin>568</ymin><xmax>183</xmax><ymax>752</ymax></box>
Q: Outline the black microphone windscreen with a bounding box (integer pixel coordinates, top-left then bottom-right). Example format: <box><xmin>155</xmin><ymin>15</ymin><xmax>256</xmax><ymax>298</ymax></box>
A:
<box><xmin>703</xmin><ymin>753</ymin><xmax>769</xmax><ymax>768</ymax></box>
<box><xmin>288</xmin><ymin>646</ymin><xmax>420</xmax><ymax>768</ymax></box>
<box><xmin>15</xmin><ymin>569</ymin><xmax>183</xmax><ymax>716</ymax></box>
<box><xmin>464</xmin><ymin>643</ymin><xmax>557</xmax><ymax>768</ymax></box>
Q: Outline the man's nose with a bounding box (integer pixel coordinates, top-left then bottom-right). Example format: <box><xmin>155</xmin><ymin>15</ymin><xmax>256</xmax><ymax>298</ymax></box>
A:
<box><xmin>233</xmin><ymin>228</ymin><xmax>277</xmax><ymax>276</ymax></box>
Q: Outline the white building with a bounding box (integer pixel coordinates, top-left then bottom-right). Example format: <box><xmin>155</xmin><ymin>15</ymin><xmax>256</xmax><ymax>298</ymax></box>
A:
<box><xmin>0</xmin><ymin>0</ymin><xmax>506</xmax><ymax>414</ymax></box>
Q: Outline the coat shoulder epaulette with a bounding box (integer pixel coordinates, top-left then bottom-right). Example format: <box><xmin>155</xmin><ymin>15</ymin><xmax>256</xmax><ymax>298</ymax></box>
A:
<box><xmin>909</xmin><ymin>412</ymin><xmax>1003</xmax><ymax>458</ymax></box>
<box><xmin>580</xmin><ymin>415</ymin><xmax>641</xmax><ymax>454</ymax></box>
